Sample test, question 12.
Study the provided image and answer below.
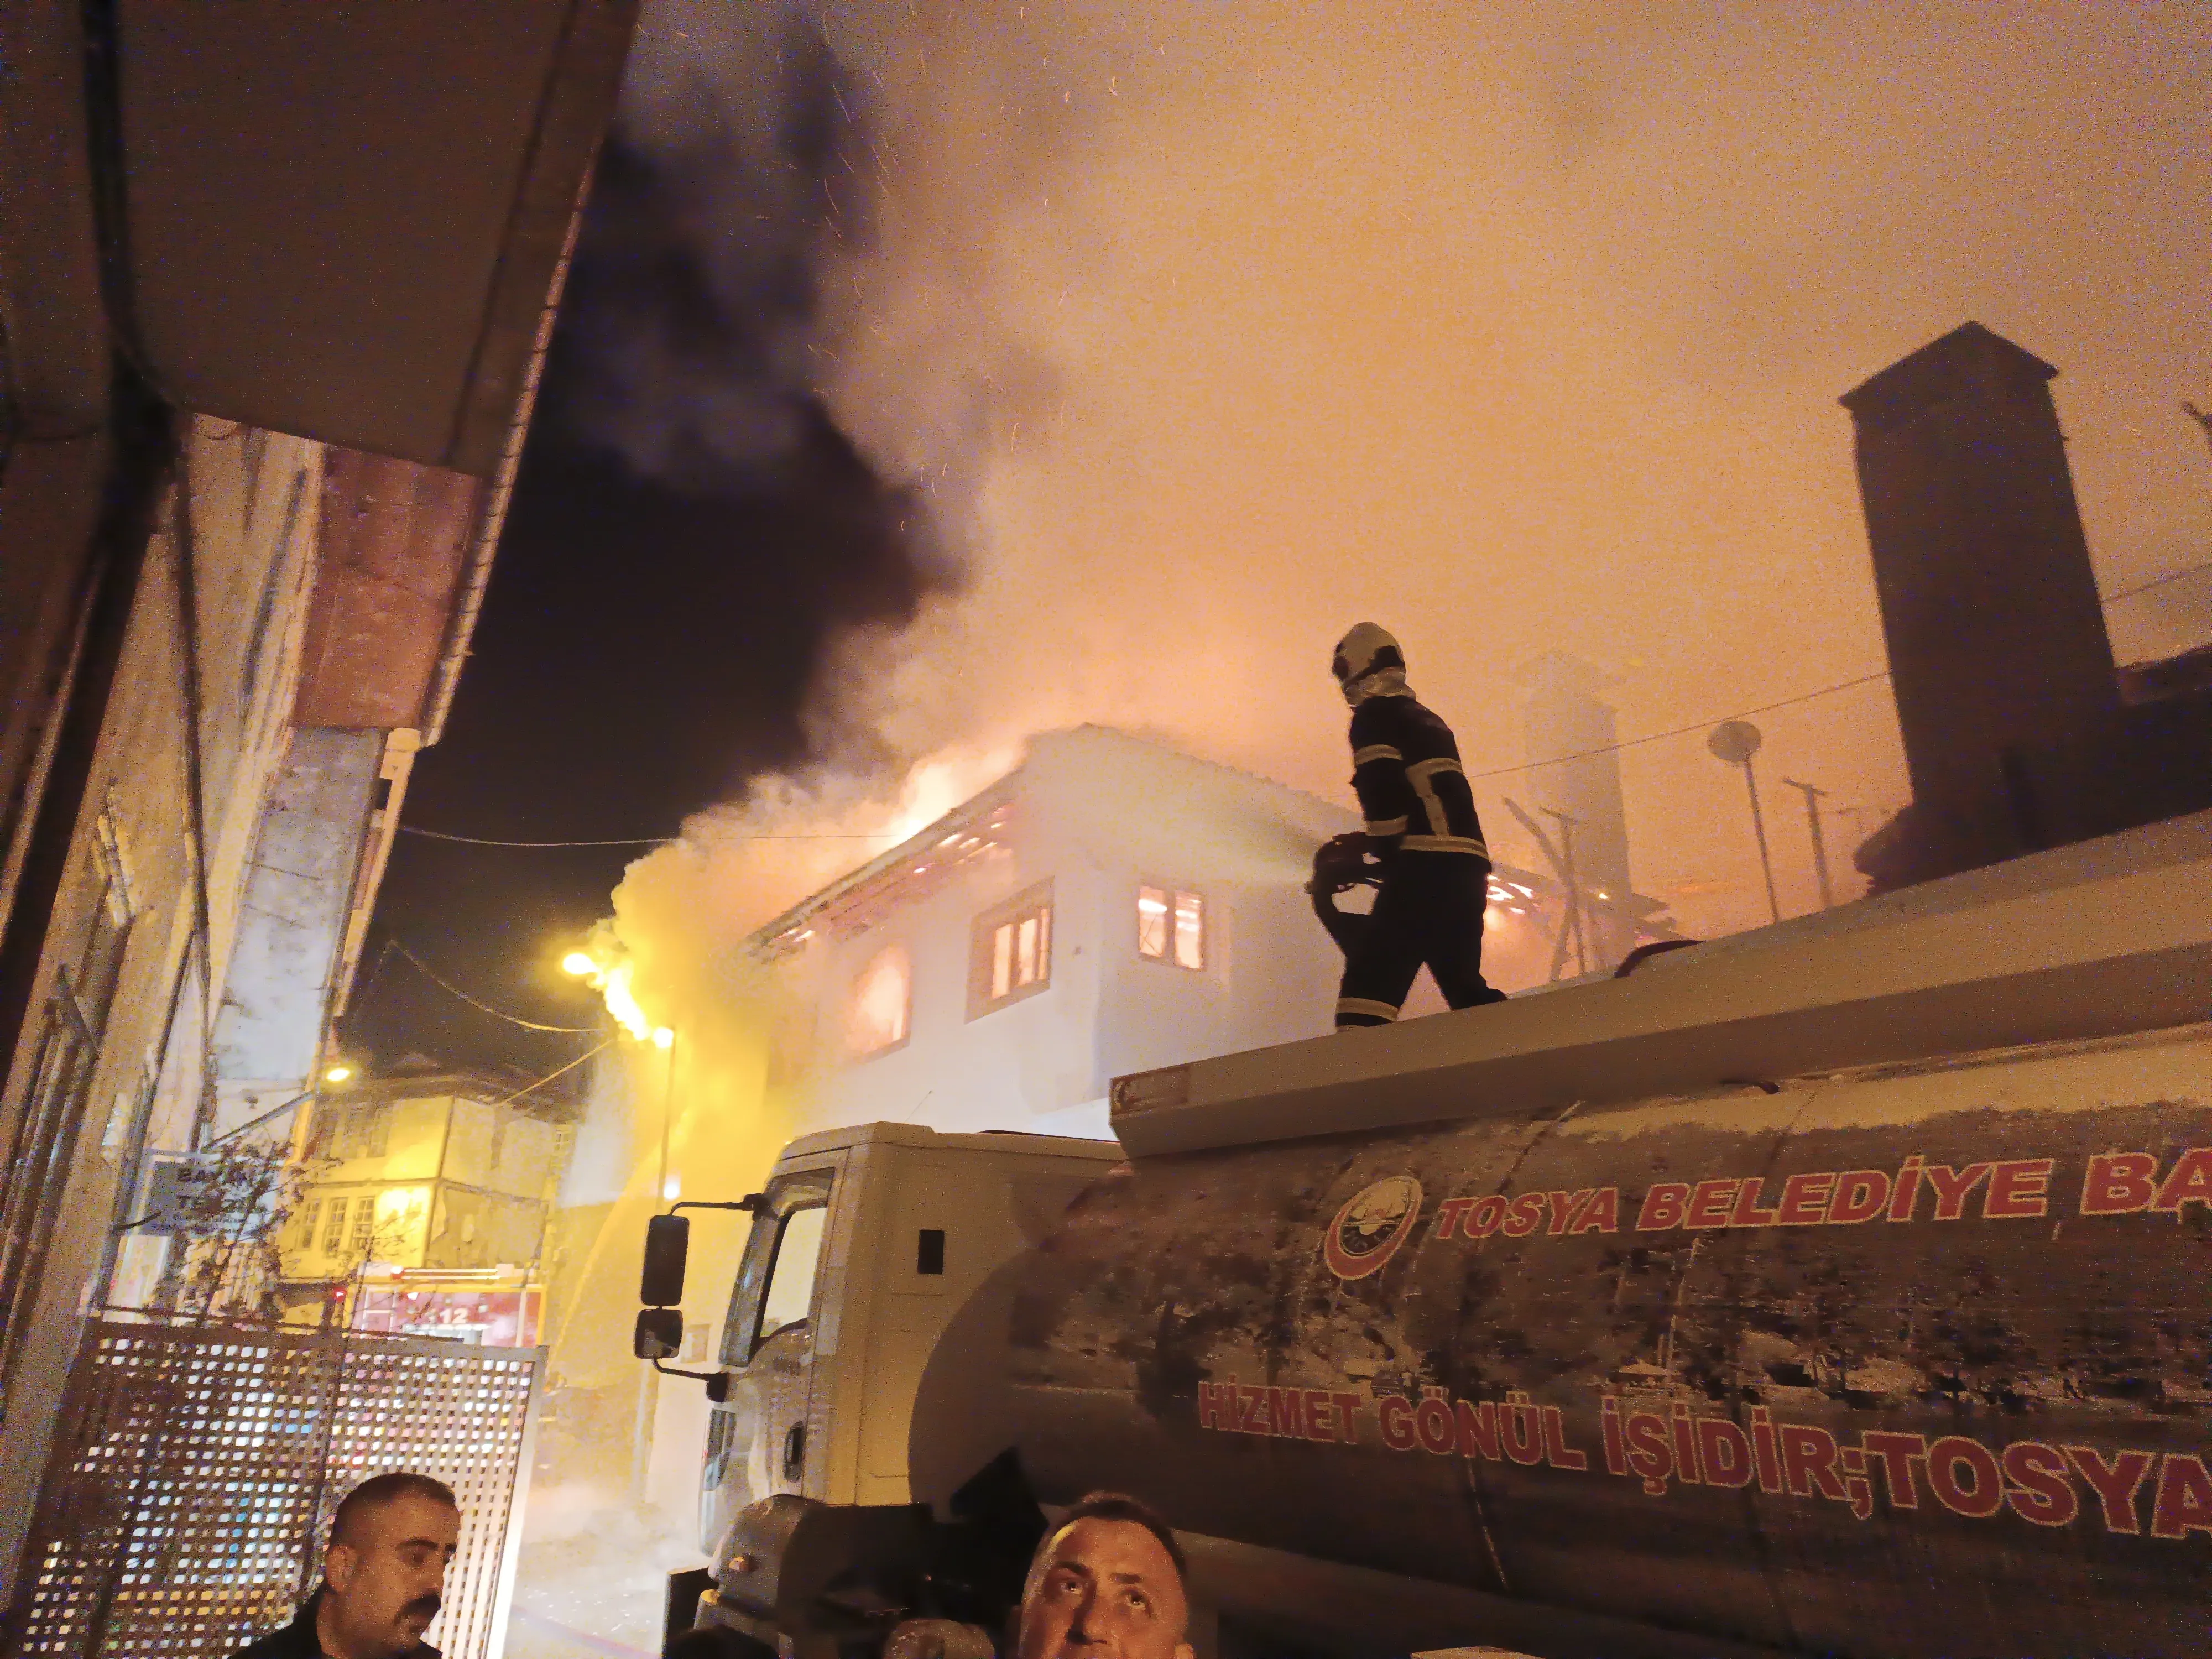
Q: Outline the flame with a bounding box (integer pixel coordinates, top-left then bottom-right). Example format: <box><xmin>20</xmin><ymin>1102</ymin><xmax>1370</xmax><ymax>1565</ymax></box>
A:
<box><xmin>565</xmin><ymin>744</ymin><xmax>1022</xmax><ymax>1051</ymax></box>
<box><xmin>564</xmin><ymin>930</ymin><xmax>671</xmax><ymax>1045</ymax></box>
<box><xmin>877</xmin><ymin>748</ymin><xmax>1016</xmax><ymax>847</ymax></box>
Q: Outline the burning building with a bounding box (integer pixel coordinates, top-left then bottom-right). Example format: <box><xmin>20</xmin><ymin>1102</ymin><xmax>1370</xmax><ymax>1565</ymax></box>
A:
<box><xmin>744</xmin><ymin>726</ymin><xmax>1679</xmax><ymax>1141</ymax></box>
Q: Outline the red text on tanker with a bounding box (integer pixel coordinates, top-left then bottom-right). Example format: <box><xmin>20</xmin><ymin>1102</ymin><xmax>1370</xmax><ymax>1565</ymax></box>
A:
<box><xmin>1427</xmin><ymin>1147</ymin><xmax>2212</xmax><ymax>1240</ymax></box>
<box><xmin>1196</xmin><ymin>1382</ymin><xmax>2212</xmax><ymax>1542</ymax></box>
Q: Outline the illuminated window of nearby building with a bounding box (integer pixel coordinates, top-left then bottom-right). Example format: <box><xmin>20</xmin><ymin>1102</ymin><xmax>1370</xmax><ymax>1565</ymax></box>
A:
<box><xmin>848</xmin><ymin>945</ymin><xmax>911</xmax><ymax>1058</ymax></box>
<box><xmin>295</xmin><ymin>1198</ymin><xmax>322</xmax><ymax>1251</ymax></box>
<box><xmin>1138</xmin><ymin>886</ymin><xmax>1205</xmax><ymax>970</ymax></box>
<box><xmin>323</xmin><ymin>1197</ymin><xmax>349</xmax><ymax>1255</ymax></box>
<box><xmin>968</xmin><ymin>882</ymin><xmax>1052</xmax><ymax>1019</ymax></box>
<box><xmin>349</xmin><ymin>1196</ymin><xmax>374</xmax><ymax>1255</ymax></box>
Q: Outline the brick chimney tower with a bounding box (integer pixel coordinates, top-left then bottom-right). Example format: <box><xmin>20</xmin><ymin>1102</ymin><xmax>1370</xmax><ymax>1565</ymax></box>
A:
<box><xmin>1840</xmin><ymin>322</ymin><xmax>2120</xmax><ymax>886</ymax></box>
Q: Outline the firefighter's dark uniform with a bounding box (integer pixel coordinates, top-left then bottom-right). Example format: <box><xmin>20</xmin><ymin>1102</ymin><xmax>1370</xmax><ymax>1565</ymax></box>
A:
<box><xmin>1336</xmin><ymin>686</ymin><xmax>1506</xmax><ymax>1026</ymax></box>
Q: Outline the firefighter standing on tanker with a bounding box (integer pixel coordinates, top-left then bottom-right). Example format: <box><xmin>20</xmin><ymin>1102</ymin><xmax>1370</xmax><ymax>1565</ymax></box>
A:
<box><xmin>1327</xmin><ymin>623</ymin><xmax>1506</xmax><ymax>1026</ymax></box>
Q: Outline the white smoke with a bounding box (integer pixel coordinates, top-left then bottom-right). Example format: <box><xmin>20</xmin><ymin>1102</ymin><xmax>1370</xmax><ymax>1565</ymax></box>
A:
<box><xmin>621</xmin><ymin>0</ymin><xmax>2210</xmax><ymax>941</ymax></box>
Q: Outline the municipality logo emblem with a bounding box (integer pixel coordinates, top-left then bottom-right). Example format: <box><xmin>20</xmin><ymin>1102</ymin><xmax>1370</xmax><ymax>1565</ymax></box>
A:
<box><xmin>1322</xmin><ymin>1176</ymin><xmax>1424</xmax><ymax>1280</ymax></box>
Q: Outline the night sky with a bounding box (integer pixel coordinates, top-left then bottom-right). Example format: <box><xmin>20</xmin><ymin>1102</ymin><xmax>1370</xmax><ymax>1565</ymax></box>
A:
<box><xmin>344</xmin><ymin>71</ymin><xmax>944</xmax><ymax>1074</ymax></box>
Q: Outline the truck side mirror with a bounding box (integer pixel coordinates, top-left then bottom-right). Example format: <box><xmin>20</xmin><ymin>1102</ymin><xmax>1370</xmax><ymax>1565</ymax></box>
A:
<box><xmin>634</xmin><ymin>1306</ymin><xmax>684</xmax><ymax>1360</ymax></box>
<box><xmin>641</xmin><ymin>1212</ymin><xmax>690</xmax><ymax>1307</ymax></box>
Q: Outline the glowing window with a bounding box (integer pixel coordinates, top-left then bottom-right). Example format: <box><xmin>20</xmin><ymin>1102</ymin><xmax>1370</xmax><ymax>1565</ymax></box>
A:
<box><xmin>1139</xmin><ymin>886</ymin><xmax>1205</xmax><ymax>970</ymax></box>
<box><xmin>969</xmin><ymin>882</ymin><xmax>1053</xmax><ymax>1019</ymax></box>
<box><xmin>322</xmin><ymin>1197</ymin><xmax>348</xmax><ymax>1255</ymax></box>
<box><xmin>349</xmin><ymin>1196</ymin><xmax>374</xmax><ymax>1255</ymax></box>
<box><xmin>848</xmin><ymin>945</ymin><xmax>911</xmax><ymax>1058</ymax></box>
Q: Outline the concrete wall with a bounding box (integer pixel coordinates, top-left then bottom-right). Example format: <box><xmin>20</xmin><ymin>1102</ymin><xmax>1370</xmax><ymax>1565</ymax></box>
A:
<box><xmin>444</xmin><ymin>1095</ymin><xmax>568</xmax><ymax>1200</ymax></box>
<box><xmin>1092</xmin><ymin>869</ymin><xmax>1343</xmax><ymax>1093</ymax></box>
<box><xmin>0</xmin><ymin>419</ymin><xmax>325</xmax><ymax>1577</ymax></box>
<box><xmin>426</xmin><ymin>1185</ymin><xmax>546</xmax><ymax>1271</ymax></box>
<box><xmin>208</xmin><ymin>727</ymin><xmax>383</xmax><ymax>1122</ymax></box>
<box><xmin>278</xmin><ymin>1086</ymin><xmax>572</xmax><ymax>1288</ymax></box>
<box><xmin>802</xmin><ymin>838</ymin><xmax>1109</xmax><ymax>1138</ymax></box>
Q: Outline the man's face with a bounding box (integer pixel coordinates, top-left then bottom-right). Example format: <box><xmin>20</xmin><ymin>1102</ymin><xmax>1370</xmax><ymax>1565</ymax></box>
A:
<box><xmin>321</xmin><ymin>1493</ymin><xmax>459</xmax><ymax>1658</ymax></box>
<box><xmin>1016</xmin><ymin>1517</ymin><xmax>1193</xmax><ymax>1659</ymax></box>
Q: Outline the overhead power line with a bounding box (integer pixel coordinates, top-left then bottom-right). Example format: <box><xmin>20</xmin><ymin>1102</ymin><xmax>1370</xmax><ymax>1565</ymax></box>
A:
<box><xmin>483</xmin><ymin>1038</ymin><xmax>618</xmax><ymax>1113</ymax></box>
<box><xmin>1472</xmin><ymin>555</ymin><xmax>2212</xmax><ymax>780</ymax></box>
<box><xmin>391</xmin><ymin>559</ymin><xmax>2212</xmax><ymax>830</ymax></box>
<box><xmin>2103</xmin><ymin>557</ymin><xmax>2212</xmax><ymax>606</ymax></box>
<box><xmin>397</xmin><ymin>825</ymin><xmax>903</xmax><ymax>848</ymax></box>
<box><xmin>384</xmin><ymin>938</ymin><xmax>602</xmax><ymax>1033</ymax></box>
<box><xmin>1468</xmin><ymin>671</ymin><xmax>1893</xmax><ymax>780</ymax></box>
<box><xmin>398</xmin><ymin>827</ymin><xmax>669</xmax><ymax>847</ymax></box>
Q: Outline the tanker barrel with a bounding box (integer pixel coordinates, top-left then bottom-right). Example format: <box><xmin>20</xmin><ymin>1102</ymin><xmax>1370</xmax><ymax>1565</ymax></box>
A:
<box><xmin>1031</xmin><ymin>1010</ymin><xmax>2212</xmax><ymax>1652</ymax></box>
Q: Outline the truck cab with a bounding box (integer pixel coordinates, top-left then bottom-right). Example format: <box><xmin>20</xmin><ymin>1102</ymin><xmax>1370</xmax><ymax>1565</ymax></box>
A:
<box><xmin>696</xmin><ymin>1124</ymin><xmax>1121</xmax><ymax>1552</ymax></box>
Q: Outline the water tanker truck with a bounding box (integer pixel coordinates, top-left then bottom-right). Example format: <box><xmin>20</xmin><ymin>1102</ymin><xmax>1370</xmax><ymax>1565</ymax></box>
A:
<box><xmin>637</xmin><ymin>807</ymin><xmax>2212</xmax><ymax>1659</ymax></box>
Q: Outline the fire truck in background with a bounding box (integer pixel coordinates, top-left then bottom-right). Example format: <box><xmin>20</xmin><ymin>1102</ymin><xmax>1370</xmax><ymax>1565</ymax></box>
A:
<box><xmin>637</xmin><ymin>804</ymin><xmax>2212</xmax><ymax>1659</ymax></box>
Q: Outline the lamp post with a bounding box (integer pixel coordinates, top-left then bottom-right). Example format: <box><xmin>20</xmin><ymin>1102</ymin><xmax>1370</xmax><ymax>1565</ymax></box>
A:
<box><xmin>1707</xmin><ymin>720</ymin><xmax>1781</xmax><ymax>925</ymax></box>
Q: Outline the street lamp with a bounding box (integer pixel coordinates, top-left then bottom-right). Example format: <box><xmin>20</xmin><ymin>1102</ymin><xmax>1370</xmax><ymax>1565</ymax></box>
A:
<box><xmin>1707</xmin><ymin>719</ymin><xmax>1781</xmax><ymax>925</ymax></box>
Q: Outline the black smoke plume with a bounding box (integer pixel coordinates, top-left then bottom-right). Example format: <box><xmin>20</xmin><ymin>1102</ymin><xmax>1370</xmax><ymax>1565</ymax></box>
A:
<box><xmin>345</xmin><ymin>16</ymin><xmax>947</xmax><ymax>1075</ymax></box>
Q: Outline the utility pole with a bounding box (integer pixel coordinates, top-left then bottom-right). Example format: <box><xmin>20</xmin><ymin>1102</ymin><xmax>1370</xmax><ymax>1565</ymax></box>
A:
<box><xmin>1708</xmin><ymin>721</ymin><xmax>1781</xmax><ymax>925</ymax></box>
<box><xmin>1781</xmin><ymin>777</ymin><xmax>1836</xmax><ymax>909</ymax></box>
<box><xmin>1540</xmin><ymin>806</ymin><xmax>1592</xmax><ymax>980</ymax></box>
<box><xmin>1504</xmin><ymin>798</ymin><xmax>1594</xmax><ymax>979</ymax></box>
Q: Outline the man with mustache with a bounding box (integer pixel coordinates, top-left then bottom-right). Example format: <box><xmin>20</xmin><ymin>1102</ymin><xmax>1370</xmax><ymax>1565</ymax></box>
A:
<box><xmin>232</xmin><ymin>1472</ymin><xmax>460</xmax><ymax>1658</ymax></box>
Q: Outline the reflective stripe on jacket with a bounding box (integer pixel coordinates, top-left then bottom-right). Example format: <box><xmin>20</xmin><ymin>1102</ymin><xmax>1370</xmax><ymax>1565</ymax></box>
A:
<box><xmin>1347</xmin><ymin>692</ymin><xmax>1489</xmax><ymax>858</ymax></box>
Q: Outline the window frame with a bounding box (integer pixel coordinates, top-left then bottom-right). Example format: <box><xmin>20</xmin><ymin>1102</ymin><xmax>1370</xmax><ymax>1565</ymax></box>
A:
<box><xmin>754</xmin><ymin>1203</ymin><xmax>829</xmax><ymax>1351</ymax></box>
<box><xmin>967</xmin><ymin>879</ymin><xmax>1055</xmax><ymax>1020</ymax></box>
<box><xmin>846</xmin><ymin>942</ymin><xmax>912</xmax><ymax>1061</ymax></box>
<box><xmin>720</xmin><ymin>1169</ymin><xmax>836</xmax><ymax>1367</ymax></box>
<box><xmin>1136</xmin><ymin>883</ymin><xmax>1207</xmax><ymax>971</ymax></box>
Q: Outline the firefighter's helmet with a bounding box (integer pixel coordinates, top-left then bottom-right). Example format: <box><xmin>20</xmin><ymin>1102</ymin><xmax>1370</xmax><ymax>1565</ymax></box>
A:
<box><xmin>1331</xmin><ymin>623</ymin><xmax>1404</xmax><ymax>703</ymax></box>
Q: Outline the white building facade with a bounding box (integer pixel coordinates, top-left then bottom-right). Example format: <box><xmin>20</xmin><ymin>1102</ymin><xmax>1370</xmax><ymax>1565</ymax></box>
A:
<box><xmin>758</xmin><ymin>729</ymin><xmax>1372</xmax><ymax>1140</ymax></box>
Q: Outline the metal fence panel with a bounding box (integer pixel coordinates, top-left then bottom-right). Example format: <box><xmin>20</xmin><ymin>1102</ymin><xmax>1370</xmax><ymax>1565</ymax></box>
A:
<box><xmin>5</xmin><ymin>1319</ymin><xmax>539</xmax><ymax>1659</ymax></box>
